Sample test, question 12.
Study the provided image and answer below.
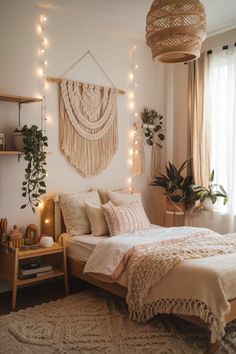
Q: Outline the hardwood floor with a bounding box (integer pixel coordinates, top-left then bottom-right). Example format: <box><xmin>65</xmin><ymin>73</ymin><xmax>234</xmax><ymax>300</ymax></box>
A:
<box><xmin>0</xmin><ymin>277</ymin><xmax>94</xmax><ymax>316</ymax></box>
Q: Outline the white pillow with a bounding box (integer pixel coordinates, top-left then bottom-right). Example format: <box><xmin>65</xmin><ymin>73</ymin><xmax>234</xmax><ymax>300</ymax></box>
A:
<box><xmin>108</xmin><ymin>190</ymin><xmax>142</xmax><ymax>206</ymax></box>
<box><xmin>59</xmin><ymin>191</ymin><xmax>101</xmax><ymax>236</ymax></box>
<box><xmin>85</xmin><ymin>204</ymin><xmax>110</xmax><ymax>236</ymax></box>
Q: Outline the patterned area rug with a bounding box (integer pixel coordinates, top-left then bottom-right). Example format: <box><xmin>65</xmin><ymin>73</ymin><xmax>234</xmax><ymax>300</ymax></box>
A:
<box><xmin>0</xmin><ymin>290</ymin><xmax>236</xmax><ymax>354</ymax></box>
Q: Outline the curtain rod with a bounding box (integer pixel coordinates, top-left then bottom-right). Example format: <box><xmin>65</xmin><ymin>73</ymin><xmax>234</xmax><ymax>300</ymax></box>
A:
<box><xmin>207</xmin><ymin>42</ymin><xmax>236</xmax><ymax>55</ymax></box>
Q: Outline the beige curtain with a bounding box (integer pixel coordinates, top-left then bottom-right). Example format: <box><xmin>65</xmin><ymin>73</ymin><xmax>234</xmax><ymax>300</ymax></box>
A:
<box><xmin>188</xmin><ymin>53</ymin><xmax>210</xmax><ymax>187</ymax></box>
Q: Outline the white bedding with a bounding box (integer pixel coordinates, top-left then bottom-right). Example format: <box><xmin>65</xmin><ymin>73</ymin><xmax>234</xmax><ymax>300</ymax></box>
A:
<box><xmin>66</xmin><ymin>235</ymin><xmax>107</xmax><ymax>262</ymax></box>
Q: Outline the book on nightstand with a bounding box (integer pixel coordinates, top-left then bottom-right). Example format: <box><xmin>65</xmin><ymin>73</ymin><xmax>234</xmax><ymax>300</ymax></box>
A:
<box><xmin>18</xmin><ymin>262</ymin><xmax>53</xmax><ymax>279</ymax></box>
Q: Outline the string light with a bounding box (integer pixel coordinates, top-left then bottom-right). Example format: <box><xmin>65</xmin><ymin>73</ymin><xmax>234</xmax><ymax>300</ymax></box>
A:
<box><xmin>38</xmin><ymin>14</ymin><xmax>48</xmax><ymax>133</ymax></box>
<box><xmin>128</xmin><ymin>42</ymin><xmax>139</xmax><ymax>193</ymax></box>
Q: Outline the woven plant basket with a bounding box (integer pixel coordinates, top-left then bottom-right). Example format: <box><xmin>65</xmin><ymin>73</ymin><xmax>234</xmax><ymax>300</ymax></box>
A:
<box><xmin>146</xmin><ymin>0</ymin><xmax>206</xmax><ymax>63</ymax></box>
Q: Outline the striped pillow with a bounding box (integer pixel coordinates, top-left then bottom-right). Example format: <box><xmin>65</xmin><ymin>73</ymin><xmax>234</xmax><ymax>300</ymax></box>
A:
<box><xmin>101</xmin><ymin>201</ymin><xmax>150</xmax><ymax>236</ymax></box>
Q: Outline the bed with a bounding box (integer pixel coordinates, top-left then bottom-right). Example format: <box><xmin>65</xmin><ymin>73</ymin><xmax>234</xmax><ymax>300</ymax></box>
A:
<box><xmin>42</xmin><ymin>196</ymin><xmax>236</xmax><ymax>354</ymax></box>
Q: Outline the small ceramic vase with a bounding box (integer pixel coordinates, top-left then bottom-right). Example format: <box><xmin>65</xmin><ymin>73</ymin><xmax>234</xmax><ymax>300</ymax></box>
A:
<box><xmin>40</xmin><ymin>236</ymin><xmax>54</xmax><ymax>248</ymax></box>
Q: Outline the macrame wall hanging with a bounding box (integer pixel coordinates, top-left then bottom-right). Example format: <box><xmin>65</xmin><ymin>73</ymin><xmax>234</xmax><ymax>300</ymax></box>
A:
<box><xmin>48</xmin><ymin>51</ymin><xmax>125</xmax><ymax>177</ymax></box>
<box><xmin>132</xmin><ymin>121</ymin><xmax>145</xmax><ymax>176</ymax></box>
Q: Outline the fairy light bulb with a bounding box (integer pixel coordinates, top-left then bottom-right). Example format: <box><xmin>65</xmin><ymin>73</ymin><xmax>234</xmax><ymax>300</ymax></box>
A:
<box><xmin>129</xmin><ymin>72</ymin><xmax>134</xmax><ymax>81</ymax></box>
<box><xmin>45</xmin><ymin>219</ymin><xmax>50</xmax><ymax>224</ymax></box>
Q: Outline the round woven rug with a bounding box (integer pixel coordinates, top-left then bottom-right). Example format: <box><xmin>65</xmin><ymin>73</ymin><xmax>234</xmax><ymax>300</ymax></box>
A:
<box><xmin>0</xmin><ymin>290</ymin><xmax>235</xmax><ymax>354</ymax></box>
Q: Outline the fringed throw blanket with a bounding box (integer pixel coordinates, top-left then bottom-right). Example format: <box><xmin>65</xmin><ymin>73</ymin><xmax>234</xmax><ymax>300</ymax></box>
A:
<box><xmin>127</xmin><ymin>231</ymin><xmax>236</xmax><ymax>343</ymax></box>
<box><xmin>60</xmin><ymin>79</ymin><xmax>118</xmax><ymax>177</ymax></box>
<box><xmin>84</xmin><ymin>227</ymin><xmax>236</xmax><ymax>342</ymax></box>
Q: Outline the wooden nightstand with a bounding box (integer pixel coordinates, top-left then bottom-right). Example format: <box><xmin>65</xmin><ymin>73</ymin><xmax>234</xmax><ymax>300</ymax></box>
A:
<box><xmin>0</xmin><ymin>239</ymin><xmax>69</xmax><ymax>310</ymax></box>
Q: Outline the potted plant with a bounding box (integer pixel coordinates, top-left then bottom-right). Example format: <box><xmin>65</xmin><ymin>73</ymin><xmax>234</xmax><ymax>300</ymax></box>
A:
<box><xmin>141</xmin><ymin>107</ymin><xmax>165</xmax><ymax>147</ymax></box>
<box><xmin>20</xmin><ymin>125</ymin><xmax>48</xmax><ymax>213</ymax></box>
<box><xmin>190</xmin><ymin>170</ymin><xmax>228</xmax><ymax>211</ymax></box>
<box><xmin>150</xmin><ymin>159</ymin><xmax>196</xmax><ymax>210</ymax></box>
<box><xmin>13</xmin><ymin>127</ymin><xmax>24</xmax><ymax>151</ymax></box>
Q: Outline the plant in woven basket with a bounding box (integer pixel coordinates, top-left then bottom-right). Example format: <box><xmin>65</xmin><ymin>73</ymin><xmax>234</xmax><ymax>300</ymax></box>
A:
<box><xmin>21</xmin><ymin>125</ymin><xmax>48</xmax><ymax>213</ymax></box>
<box><xmin>150</xmin><ymin>159</ymin><xmax>196</xmax><ymax>206</ymax></box>
<box><xmin>141</xmin><ymin>107</ymin><xmax>165</xmax><ymax>147</ymax></box>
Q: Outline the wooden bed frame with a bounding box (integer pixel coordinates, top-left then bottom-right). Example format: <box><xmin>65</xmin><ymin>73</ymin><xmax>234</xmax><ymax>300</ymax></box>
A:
<box><xmin>42</xmin><ymin>196</ymin><xmax>236</xmax><ymax>354</ymax></box>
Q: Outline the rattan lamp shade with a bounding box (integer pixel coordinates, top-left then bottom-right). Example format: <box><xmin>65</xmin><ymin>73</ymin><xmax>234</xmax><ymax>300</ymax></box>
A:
<box><xmin>146</xmin><ymin>0</ymin><xmax>206</xmax><ymax>63</ymax></box>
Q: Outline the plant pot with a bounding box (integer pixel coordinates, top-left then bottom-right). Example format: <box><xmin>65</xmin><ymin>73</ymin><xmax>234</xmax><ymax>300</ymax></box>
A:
<box><xmin>202</xmin><ymin>198</ymin><xmax>214</xmax><ymax>211</ymax></box>
<box><xmin>13</xmin><ymin>132</ymin><xmax>24</xmax><ymax>151</ymax></box>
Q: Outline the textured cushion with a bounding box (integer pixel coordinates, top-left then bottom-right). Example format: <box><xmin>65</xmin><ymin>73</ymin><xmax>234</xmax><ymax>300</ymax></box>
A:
<box><xmin>59</xmin><ymin>191</ymin><xmax>101</xmax><ymax>236</ymax></box>
<box><xmin>85</xmin><ymin>204</ymin><xmax>110</xmax><ymax>236</ymax></box>
<box><xmin>108</xmin><ymin>190</ymin><xmax>142</xmax><ymax>206</ymax></box>
<box><xmin>101</xmin><ymin>201</ymin><xmax>150</xmax><ymax>236</ymax></box>
<box><xmin>98</xmin><ymin>188</ymin><xmax>128</xmax><ymax>204</ymax></box>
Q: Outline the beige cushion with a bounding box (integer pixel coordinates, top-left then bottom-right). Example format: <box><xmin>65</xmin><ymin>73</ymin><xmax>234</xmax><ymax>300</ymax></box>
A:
<box><xmin>85</xmin><ymin>204</ymin><xmax>110</xmax><ymax>236</ymax></box>
<box><xmin>108</xmin><ymin>190</ymin><xmax>142</xmax><ymax>206</ymax></box>
<box><xmin>101</xmin><ymin>201</ymin><xmax>150</xmax><ymax>236</ymax></box>
<box><xmin>59</xmin><ymin>191</ymin><xmax>101</xmax><ymax>236</ymax></box>
<box><xmin>98</xmin><ymin>188</ymin><xmax>129</xmax><ymax>204</ymax></box>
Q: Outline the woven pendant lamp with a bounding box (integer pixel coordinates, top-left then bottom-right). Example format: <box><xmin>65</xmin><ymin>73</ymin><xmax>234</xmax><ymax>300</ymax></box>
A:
<box><xmin>146</xmin><ymin>0</ymin><xmax>206</xmax><ymax>63</ymax></box>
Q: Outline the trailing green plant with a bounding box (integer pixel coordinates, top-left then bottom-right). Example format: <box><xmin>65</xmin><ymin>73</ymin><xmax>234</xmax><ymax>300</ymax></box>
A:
<box><xmin>21</xmin><ymin>125</ymin><xmax>48</xmax><ymax>213</ymax></box>
<box><xmin>150</xmin><ymin>159</ymin><xmax>196</xmax><ymax>205</ymax></box>
<box><xmin>141</xmin><ymin>107</ymin><xmax>165</xmax><ymax>147</ymax></box>
<box><xmin>190</xmin><ymin>170</ymin><xmax>228</xmax><ymax>206</ymax></box>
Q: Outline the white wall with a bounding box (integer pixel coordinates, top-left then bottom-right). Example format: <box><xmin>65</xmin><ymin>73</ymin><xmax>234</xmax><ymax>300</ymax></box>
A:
<box><xmin>0</xmin><ymin>0</ymin><xmax>168</xmax><ymax>240</ymax></box>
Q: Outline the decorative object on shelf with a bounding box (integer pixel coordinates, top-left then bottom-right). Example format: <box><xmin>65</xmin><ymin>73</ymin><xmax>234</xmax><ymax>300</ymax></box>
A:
<box><xmin>0</xmin><ymin>133</ymin><xmax>6</xmax><ymax>150</ymax></box>
<box><xmin>151</xmin><ymin>159</ymin><xmax>196</xmax><ymax>208</ymax></box>
<box><xmin>8</xmin><ymin>225</ymin><xmax>24</xmax><ymax>248</ymax></box>
<box><xmin>190</xmin><ymin>170</ymin><xmax>228</xmax><ymax>211</ymax></box>
<box><xmin>25</xmin><ymin>224</ymin><xmax>39</xmax><ymax>244</ymax></box>
<box><xmin>146</xmin><ymin>0</ymin><xmax>206</xmax><ymax>63</ymax></box>
<box><xmin>132</xmin><ymin>121</ymin><xmax>145</xmax><ymax>176</ymax></box>
<box><xmin>141</xmin><ymin>107</ymin><xmax>165</xmax><ymax>146</ymax></box>
<box><xmin>20</xmin><ymin>125</ymin><xmax>48</xmax><ymax>213</ymax></box>
<box><xmin>0</xmin><ymin>217</ymin><xmax>8</xmax><ymax>243</ymax></box>
<box><xmin>13</xmin><ymin>127</ymin><xmax>24</xmax><ymax>151</ymax></box>
<box><xmin>40</xmin><ymin>236</ymin><xmax>54</xmax><ymax>248</ymax></box>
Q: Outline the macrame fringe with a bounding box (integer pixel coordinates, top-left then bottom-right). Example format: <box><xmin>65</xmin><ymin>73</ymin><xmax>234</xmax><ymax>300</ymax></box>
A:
<box><xmin>59</xmin><ymin>82</ymin><xmax>118</xmax><ymax>177</ymax></box>
<box><xmin>128</xmin><ymin>298</ymin><xmax>225</xmax><ymax>344</ymax></box>
<box><xmin>60</xmin><ymin>94</ymin><xmax>118</xmax><ymax>177</ymax></box>
<box><xmin>151</xmin><ymin>132</ymin><xmax>161</xmax><ymax>178</ymax></box>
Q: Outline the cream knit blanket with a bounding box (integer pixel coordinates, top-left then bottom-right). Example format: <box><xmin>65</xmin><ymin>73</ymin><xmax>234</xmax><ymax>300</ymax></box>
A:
<box><xmin>127</xmin><ymin>230</ymin><xmax>236</xmax><ymax>342</ymax></box>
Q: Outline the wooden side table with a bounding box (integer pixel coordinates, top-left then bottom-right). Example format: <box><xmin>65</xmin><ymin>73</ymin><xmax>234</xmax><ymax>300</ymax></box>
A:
<box><xmin>164</xmin><ymin>199</ymin><xmax>185</xmax><ymax>227</ymax></box>
<box><xmin>0</xmin><ymin>238</ymin><xmax>69</xmax><ymax>310</ymax></box>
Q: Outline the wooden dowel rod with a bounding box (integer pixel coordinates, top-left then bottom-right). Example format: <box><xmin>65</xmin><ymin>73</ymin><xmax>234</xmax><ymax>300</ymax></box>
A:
<box><xmin>47</xmin><ymin>77</ymin><xmax>125</xmax><ymax>95</ymax></box>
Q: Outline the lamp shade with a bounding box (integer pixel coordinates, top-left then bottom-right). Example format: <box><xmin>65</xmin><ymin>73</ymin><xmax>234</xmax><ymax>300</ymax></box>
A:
<box><xmin>146</xmin><ymin>0</ymin><xmax>206</xmax><ymax>63</ymax></box>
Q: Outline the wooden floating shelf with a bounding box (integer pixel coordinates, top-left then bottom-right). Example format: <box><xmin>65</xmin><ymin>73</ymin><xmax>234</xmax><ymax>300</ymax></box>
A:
<box><xmin>17</xmin><ymin>269</ymin><xmax>64</xmax><ymax>286</ymax></box>
<box><xmin>0</xmin><ymin>150</ymin><xmax>23</xmax><ymax>156</ymax></box>
<box><xmin>0</xmin><ymin>93</ymin><xmax>42</xmax><ymax>104</ymax></box>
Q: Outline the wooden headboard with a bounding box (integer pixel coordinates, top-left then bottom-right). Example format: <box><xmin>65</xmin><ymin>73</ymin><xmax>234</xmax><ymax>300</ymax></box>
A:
<box><xmin>41</xmin><ymin>195</ymin><xmax>66</xmax><ymax>240</ymax></box>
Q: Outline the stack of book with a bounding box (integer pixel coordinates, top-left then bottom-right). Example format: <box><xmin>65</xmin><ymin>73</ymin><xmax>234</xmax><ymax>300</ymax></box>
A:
<box><xmin>18</xmin><ymin>263</ymin><xmax>53</xmax><ymax>279</ymax></box>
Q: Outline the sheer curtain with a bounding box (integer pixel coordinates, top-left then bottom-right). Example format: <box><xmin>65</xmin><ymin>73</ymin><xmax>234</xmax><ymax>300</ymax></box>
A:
<box><xmin>206</xmin><ymin>46</ymin><xmax>236</xmax><ymax>232</ymax></box>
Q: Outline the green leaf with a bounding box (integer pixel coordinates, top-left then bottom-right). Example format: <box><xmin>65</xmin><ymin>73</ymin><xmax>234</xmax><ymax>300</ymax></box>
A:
<box><xmin>21</xmin><ymin>204</ymin><xmax>27</xmax><ymax>209</ymax></box>
<box><xmin>210</xmin><ymin>170</ymin><xmax>215</xmax><ymax>182</ymax></box>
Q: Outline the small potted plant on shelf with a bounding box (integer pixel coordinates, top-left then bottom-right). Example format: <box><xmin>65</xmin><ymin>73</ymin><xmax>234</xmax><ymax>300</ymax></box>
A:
<box><xmin>141</xmin><ymin>107</ymin><xmax>165</xmax><ymax>147</ymax></box>
<box><xmin>13</xmin><ymin>127</ymin><xmax>24</xmax><ymax>151</ymax></box>
<box><xmin>150</xmin><ymin>159</ymin><xmax>196</xmax><ymax>210</ymax></box>
<box><xmin>190</xmin><ymin>170</ymin><xmax>228</xmax><ymax>211</ymax></box>
<box><xmin>20</xmin><ymin>125</ymin><xmax>48</xmax><ymax>213</ymax></box>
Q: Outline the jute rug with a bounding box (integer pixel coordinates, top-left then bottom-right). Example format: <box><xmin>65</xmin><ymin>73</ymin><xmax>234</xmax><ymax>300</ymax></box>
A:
<box><xmin>0</xmin><ymin>290</ymin><xmax>236</xmax><ymax>354</ymax></box>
